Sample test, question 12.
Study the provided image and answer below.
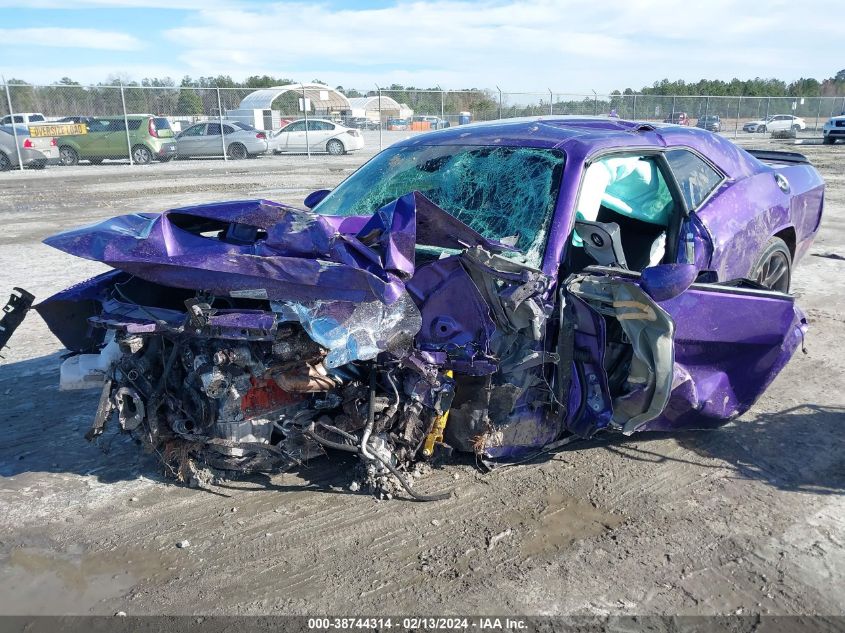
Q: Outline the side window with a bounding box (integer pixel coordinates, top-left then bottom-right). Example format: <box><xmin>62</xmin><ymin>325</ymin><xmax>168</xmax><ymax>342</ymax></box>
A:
<box><xmin>284</xmin><ymin>121</ymin><xmax>306</xmax><ymax>132</ymax></box>
<box><xmin>206</xmin><ymin>123</ymin><xmax>221</xmax><ymax>136</ymax></box>
<box><xmin>127</xmin><ymin>119</ymin><xmax>142</xmax><ymax>130</ymax></box>
<box><xmin>181</xmin><ymin>124</ymin><xmax>205</xmax><ymax>137</ymax></box>
<box><xmin>223</xmin><ymin>124</ymin><xmax>235</xmax><ymax>134</ymax></box>
<box><xmin>29</xmin><ymin>114</ymin><xmax>45</xmax><ymax>122</ymax></box>
<box><xmin>87</xmin><ymin>119</ymin><xmax>110</xmax><ymax>133</ymax></box>
<box><xmin>664</xmin><ymin>149</ymin><xmax>723</xmax><ymax>210</ymax></box>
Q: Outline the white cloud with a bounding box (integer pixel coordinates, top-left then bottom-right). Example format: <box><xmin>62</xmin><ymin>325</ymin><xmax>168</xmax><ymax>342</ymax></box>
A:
<box><xmin>0</xmin><ymin>27</ymin><xmax>142</xmax><ymax>50</ymax></box>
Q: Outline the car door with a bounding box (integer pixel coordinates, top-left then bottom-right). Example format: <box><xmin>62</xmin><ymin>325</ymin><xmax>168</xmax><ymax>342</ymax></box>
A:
<box><xmin>306</xmin><ymin>120</ymin><xmax>333</xmax><ymax>150</ymax></box>
<box><xmin>176</xmin><ymin>123</ymin><xmax>206</xmax><ymax>157</ymax></box>
<box><xmin>563</xmin><ymin>266</ymin><xmax>805</xmax><ymax>437</ymax></box>
<box><xmin>203</xmin><ymin>123</ymin><xmax>226</xmax><ymax>157</ymax></box>
<box><xmin>281</xmin><ymin>121</ymin><xmax>307</xmax><ymax>151</ymax></box>
<box><xmin>73</xmin><ymin>118</ymin><xmax>110</xmax><ymax>157</ymax></box>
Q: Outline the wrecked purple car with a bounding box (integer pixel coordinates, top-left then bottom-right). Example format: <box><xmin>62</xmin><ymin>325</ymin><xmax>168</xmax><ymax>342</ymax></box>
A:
<box><xmin>13</xmin><ymin>117</ymin><xmax>825</xmax><ymax>499</ymax></box>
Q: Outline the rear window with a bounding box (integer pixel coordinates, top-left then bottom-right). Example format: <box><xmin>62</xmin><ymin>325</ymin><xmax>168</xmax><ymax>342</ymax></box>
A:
<box><xmin>152</xmin><ymin>117</ymin><xmax>174</xmax><ymax>138</ymax></box>
<box><xmin>29</xmin><ymin>114</ymin><xmax>45</xmax><ymax>122</ymax></box>
<box><xmin>232</xmin><ymin>122</ymin><xmax>256</xmax><ymax>131</ymax></box>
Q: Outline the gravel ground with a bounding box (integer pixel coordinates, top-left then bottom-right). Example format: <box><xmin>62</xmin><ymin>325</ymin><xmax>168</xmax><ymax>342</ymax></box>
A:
<box><xmin>0</xmin><ymin>133</ymin><xmax>843</xmax><ymax>617</ymax></box>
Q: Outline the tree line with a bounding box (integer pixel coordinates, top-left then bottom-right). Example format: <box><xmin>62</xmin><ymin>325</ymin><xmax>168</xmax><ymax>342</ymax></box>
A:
<box><xmin>2</xmin><ymin>71</ymin><xmax>843</xmax><ymax>120</ymax></box>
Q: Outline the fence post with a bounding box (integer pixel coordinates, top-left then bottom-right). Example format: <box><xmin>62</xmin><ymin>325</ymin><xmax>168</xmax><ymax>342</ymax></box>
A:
<box><xmin>814</xmin><ymin>98</ymin><xmax>822</xmax><ymax>132</ymax></box>
<box><xmin>496</xmin><ymin>86</ymin><xmax>502</xmax><ymax>120</ymax></box>
<box><xmin>301</xmin><ymin>83</ymin><xmax>310</xmax><ymax>159</ymax></box>
<box><xmin>2</xmin><ymin>76</ymin><xmax>24</xmax><ymax>171</ymax></box>
<box><xmin>633</xmin><ymin>94</ymin><xmax>637</xmax><ymax>119</ymax></box>
<box><xmin>764</xmin><ymin>98</ymin><xmax>770</xmax><ymax>123</ymax></box>
<box><xmin>376</xmin><ymin>84</ymin><xmax>382</xmax><ymax>151</ymax></box>
<box><xmin>119</xmin><ymin>80</ymin><xmax>134</xmax><ymax>166</ymax></box>
<box><xmin>672</xmin><ymin>95</ymin><xmax>676</xmax><ymax>118</ymax></box>
<box><xmin>548</xmin><ymin>89</ymin><xmax>553</xmax><ymax>115</ymax></box>
<box><xmin>439</xmin><ymin>85</ymin><xmax>444</xmax><ymax>121</ymax></box>
<box><xmin>734</xmin><ymin>96</ymin><xmax>742</xmax><ymax>138</ymax></box>
<box><xmin>217</xmin><ymin>87</ymin><xmax>227</xmax><ymax>161</ymax></box>
<box><xmin>592</xmin><ymin>90</ymin><xmax>598</xmax><ymax>116</ymax></box>
<box><xmin>703</xmin><ymin>96</ymin><xmax>709</xmax><ymax>123</ymax></box>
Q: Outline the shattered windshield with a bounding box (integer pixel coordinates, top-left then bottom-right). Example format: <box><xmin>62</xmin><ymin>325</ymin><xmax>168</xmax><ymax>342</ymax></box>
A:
<box><xmin>314</xmin><ymin>144</ymin><xmax>565</xmax><ymax>266</ymax></box>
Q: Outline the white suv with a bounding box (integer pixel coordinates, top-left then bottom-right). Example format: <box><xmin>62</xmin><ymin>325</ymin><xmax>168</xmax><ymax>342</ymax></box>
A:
<box><xmin>823</xmin><ymin>114</ymin><xmax>845</xmax><ymax>145</ymax></box>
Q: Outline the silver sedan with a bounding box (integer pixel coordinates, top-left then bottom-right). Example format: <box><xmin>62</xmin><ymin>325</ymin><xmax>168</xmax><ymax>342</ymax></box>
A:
<box><xmin>0</xmin><ymin>125</ymin><xmax>60</xmax><ymax>170</ymax></box>
<box><xmin>175</xmin><ymin>121</ymin><xmax>268</xmax><ymax>159</ymax></box>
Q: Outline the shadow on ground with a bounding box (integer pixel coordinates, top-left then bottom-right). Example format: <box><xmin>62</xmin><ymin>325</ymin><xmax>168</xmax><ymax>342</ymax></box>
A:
<box><xmin>584</xmin><ymin>404</ymin><xmax>845</xmax><ymax>495</ymax></box>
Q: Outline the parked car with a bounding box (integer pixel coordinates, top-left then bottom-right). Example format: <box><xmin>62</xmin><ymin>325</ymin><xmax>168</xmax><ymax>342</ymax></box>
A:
<box><xmin>696</xmin><ymin>115</ymin><xmax>721</xmax><ymax>132</ymax></box>
<box><xmin>0</xmin><ymin>124</ymin><xmax>59</xmax><ymax>170</ymax></box>
<box><xmin>412</xmin><ymin>115</ymin><xmax>450</xmax><ymax>129</ymax></box>
<box><xmin>743</xmin><ymin>115</ymin><xmax>806</xmax><ymax>133</ymax></box>
<box><xmin>267</xmin><ymin>119</ymin><xmax>364</xmax><ymax>155</ymax></box>
<box><xmin>58</xmin><ymin>115</ymin><xmax>176</xmax><ymax>165</ymax></box>
<box><xmin>663</xmin><ymin>112</ymin><xmax>690</xmax><ymax>125</ymax></box>
<box><xmin>344</xmin><ymin>116</ymin><xmax>379</xmax><ymax>130</ymax></box>
<box><xmin>386</xmin><ymin>118</ymin><xmax>409</xmax><ymax>131</ymax></box>
<box><xmin>822</xmin><ymin>114</ymin><xmax>845</xmax><ymax>144</ymax></box>
<box><xmin>19</xmin><ymin>117</ymin><xmax>823</xmax><ymax>498</ymax></box>
<box><xmin>0</xmin><ymin>113</ymin><xmax>47</xmax><ymax>126</ymax></box>
<box><xmin>175</xmin><ymin>120</ymin><xmax>267</xmax><ymax>160</ymax></box>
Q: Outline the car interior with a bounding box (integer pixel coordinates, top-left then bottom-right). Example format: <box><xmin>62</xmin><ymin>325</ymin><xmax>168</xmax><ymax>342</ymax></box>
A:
<box><xmin>567</xmin><ymin>153</ymin><xmax>681</xmax><ymax>273</ymax></box>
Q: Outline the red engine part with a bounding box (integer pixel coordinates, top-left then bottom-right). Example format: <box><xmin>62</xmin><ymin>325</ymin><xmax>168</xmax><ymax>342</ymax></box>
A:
<box><xmin>241</xmin><ymin>377</ymin><xmax>303</xmax><ymax>417</ymax></box>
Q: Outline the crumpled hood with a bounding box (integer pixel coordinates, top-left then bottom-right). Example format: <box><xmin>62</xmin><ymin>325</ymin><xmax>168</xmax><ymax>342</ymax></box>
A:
<box><xmin>43</xmin><ymin>192</ymin><xmax>508</xmax><ymax>305</ymax></box>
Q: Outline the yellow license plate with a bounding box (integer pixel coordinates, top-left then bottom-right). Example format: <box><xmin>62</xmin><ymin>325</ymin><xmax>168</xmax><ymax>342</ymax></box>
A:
<box><xmin>28</xmin><ymin>123</ymin><xmax>88</xmax><ymax>137</ymax></box>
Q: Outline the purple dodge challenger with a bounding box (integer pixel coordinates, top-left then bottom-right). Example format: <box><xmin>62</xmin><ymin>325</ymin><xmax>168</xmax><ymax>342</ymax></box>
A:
<box><xmin>4</xmin><ymin>117</ymin><xmax>824</xmax><ymax>498</ymax></box>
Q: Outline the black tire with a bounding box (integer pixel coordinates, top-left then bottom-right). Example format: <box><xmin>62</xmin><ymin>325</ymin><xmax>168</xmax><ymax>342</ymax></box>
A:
<box><xmin>326</xmin><ymin>139</ymin><xmax>345</xmax><ymax>155</ymax></box>
<box><xmin>59</xmin><ymin>146</ymin><xmax>79</xmax><ymax>166</ymax></box>
<box><xmin>750</xmin><ymin>237</ymin><xmax>792</xmax><ymax>293</ymax></box>
<box><xmin>0</xmin><ymin>151</ymin><xmax>11</xmax><ymax>171</ymax></box>
<box><xmin>227</xmin><ymin>143</ymin><xmax>247</xmax><ymax>160</ymax></box>
<box><xmin>823</xmin><ymin>136</ymin><xmax>835</xmax><ymax>145</ymax></box>
<box><xmin>131</xmin><ymin>145</ymin><xmax>152</xmax><ymax>165</ymax></box>
<box><xmin>759</xmin><ymin>125</ymin><xmax>767</xmax><ymax>133</ymax></box>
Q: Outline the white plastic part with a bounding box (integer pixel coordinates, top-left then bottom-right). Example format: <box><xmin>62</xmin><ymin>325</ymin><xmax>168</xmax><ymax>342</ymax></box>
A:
<box><xmin>59</xmin><ymin>337</ymin><xmax>121</xmax><ymax>391</ymax></box>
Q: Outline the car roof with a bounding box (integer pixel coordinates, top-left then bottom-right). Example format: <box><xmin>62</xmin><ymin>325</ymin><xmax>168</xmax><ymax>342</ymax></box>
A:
<box><xmin>392</xmin><ymin>115</ymin><xmax>763</xmax><ymax>178</ymax></box>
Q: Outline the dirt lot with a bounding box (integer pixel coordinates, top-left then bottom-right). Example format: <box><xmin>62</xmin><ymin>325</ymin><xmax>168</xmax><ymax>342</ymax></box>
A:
<box><xmin>0</xmin><ymin>134</ymin><xmax>843</xmax><ymax>618</ymax></box>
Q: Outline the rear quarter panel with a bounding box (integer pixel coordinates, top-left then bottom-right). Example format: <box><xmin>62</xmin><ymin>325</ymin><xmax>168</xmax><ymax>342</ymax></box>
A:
<box><xmin>696</xmin><ymin>163</ymin><xmax>823</xmax><ymax>281</ymax></box>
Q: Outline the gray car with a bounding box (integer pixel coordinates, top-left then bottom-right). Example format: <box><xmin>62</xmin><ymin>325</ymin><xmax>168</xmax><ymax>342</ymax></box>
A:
<box><xmin>0</xmin><ymin>125</ymin><xmax>60</xmax><ymax>171</ymax></box>
<box><xmin>175</xmin><ymin>120</ymin><xmax>268</xmax><ymax>159</ymax></box>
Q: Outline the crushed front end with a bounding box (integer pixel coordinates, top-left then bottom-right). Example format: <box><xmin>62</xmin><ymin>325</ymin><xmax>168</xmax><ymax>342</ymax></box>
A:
<box><xmin>31</xmin><ymin>194</ymin><xmax>566</xmax><ymax>499</ymax></box>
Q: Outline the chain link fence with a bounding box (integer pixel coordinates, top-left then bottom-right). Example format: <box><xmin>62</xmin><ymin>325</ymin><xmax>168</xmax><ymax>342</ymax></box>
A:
<box><xmin>2</xmin><ymin>80</ymin><xmax>845</xmax><ymax>171</ymax></box>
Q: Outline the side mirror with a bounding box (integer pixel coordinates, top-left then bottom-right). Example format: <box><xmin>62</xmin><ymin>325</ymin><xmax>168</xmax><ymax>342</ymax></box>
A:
<box><xmin>303</xmin><ymin>189</ymin><xmax>330</xmax><ymax>209</ymax></box>
<box><xmin>640</xmin><ymin>263</ymin><xmax>698</xmax><ymax>302</ymax></box>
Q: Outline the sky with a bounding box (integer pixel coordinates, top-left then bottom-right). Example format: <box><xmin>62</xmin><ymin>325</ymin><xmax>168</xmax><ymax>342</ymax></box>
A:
<box><xmin>0</xmin><ymin>0</ymin><xmax>840</xmax><ymax>94</ymax></box>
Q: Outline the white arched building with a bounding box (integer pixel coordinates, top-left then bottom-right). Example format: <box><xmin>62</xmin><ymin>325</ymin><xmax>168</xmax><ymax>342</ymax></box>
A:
<box><xmin>226</xmin><ymin>83</ymin><xmax>352</xmax><ymax>130</ymax></box>
<box><xmin>347</xmin><ymin>95</ymin><xmax>412</xmax><ymax>122</ymax></box>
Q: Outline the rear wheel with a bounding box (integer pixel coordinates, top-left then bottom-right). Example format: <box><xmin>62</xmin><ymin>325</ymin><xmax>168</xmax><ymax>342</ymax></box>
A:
<box><xmin>326</xmin><ymin>139</ymin><xmax>345</xmax><ymax>155</ymax></box>
<box><xmin>59</xmin><ymin>146</ymin><xmax>79</xmax><ymax>166</ymax></box>
<box><xmin>823</xmin><ymin>136</ymin><xmax>835</xmax><ymax>145</ymax></box>
<box><xmin>750</xmin><ymin>237</ymin><xmax>792</xmax><ymax>293</ymax></box>
<box><xmin>0</xmin><ymin>151</ymin><xmax>10</xmax><ymax>171</ymax></box>
<box><xmin>227</xmin><ymin>143</ymin><xmax>247</xmax><ymax>160</ymax></box>
<box><xmin>759</xmin><ymin>125</ymin><xmax>767</xmax><ymax>133</ymax></box>
<box><xmin>131</xmin><ymin>145</ymin><xmax>152</xmax><ymax>165</ymax></box>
